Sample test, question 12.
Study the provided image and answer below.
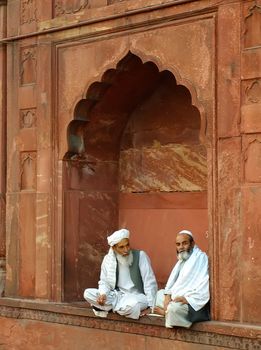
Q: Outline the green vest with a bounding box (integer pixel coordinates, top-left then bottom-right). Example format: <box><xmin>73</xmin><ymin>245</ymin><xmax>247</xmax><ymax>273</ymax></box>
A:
<box><xmin>116</xmin><ymin>249</ymin><xmax>144</xmax><ymax>294</ymax></box>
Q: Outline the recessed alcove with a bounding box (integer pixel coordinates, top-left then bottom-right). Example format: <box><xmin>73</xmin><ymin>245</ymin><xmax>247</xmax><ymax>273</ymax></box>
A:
<box><xmin>63</xmin><ymin>52</ymin><xmax>207</xmax><ymax>300</ymax></box>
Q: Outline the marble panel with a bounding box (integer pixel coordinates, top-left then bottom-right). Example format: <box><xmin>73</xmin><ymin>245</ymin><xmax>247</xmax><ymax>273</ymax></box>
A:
<box><xmin>120</xmin><ymin>144</ymin><xmax>207</xmax><ymax>192</ymax></box>
<box><xmin>63</xmin><ymin>190</ymin><xmax>118</xmax><ymax>300</ymax></box>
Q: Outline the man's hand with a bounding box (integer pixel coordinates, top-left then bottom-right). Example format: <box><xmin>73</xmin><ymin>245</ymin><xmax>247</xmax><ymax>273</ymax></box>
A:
<box><xmin>173</xmin><ymin>296</ymin><xmax>188</xmax><ymax>304</ymax></box>
<box><xmin>140</xmin><ymin>307</ymin><xmax>152</xmax><ymax>317</ymax></box>
<box><xmin>96</xmin><ymin>294</ymin><xmax>107</xmax><ymax>305</ymax></box>
<box><xmin>163</xmin><ymin>294</ymin><xmax>171</xmax><ymax>311</ymax></box>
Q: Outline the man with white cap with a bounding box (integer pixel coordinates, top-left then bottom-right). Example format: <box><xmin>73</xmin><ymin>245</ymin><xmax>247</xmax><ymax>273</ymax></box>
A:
<box><xmin>153</xmin><ymin>229</ymin><xmax>210</xmax><ymax>328</ymax></box>
<box><xmin>83</xmin><ymin>228</ymin><xmax>157</xmax><ymax>319</ymax></box>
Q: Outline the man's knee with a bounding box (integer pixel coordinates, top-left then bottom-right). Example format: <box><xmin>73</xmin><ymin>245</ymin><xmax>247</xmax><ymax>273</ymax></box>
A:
<box><xmin>117</xmin><ymin>298</ymin><xmax>141</xmax><ymax>319</ymax></box>
<box><xmin>83</xmin><ymin>288</ymin><xmax>96</xmax><ymax>303</ymax></box>
<box><xmin>167</xmin><ymin>301</ymin><xmax>189</xmax><ymax>317</ymax></box>
<box><xmin>166</xmin><ymin>302</ymin><xmax>191</xmax><ymax>328</ymax></box>
<box><xmin>123</xmin><ymin>303</ymin><xmax>141</xmax><ymax>319</ymax></box>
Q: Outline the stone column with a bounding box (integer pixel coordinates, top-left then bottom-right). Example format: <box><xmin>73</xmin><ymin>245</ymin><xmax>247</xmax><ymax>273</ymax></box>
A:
<box><xmin>0</xmin><ymin>1</ymin><xmax>7</xmax><ymax>296</ymax></box>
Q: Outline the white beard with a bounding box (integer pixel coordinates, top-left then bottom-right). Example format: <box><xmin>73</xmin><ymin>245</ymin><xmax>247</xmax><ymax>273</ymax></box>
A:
<box><xmin>177</xmin><ymin>250</ymin><xmax>191</xmax><ymax>261</ymax></box>
<box><xmin>116</xmin><ymin>251</ymin><xmax>133</xmax><ymax>266</ymax></box>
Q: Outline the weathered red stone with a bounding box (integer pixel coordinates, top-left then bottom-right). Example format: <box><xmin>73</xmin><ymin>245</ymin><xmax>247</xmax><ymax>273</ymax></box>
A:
<box><xmin>0</xmin><ymin>0</ymin><xmax>260</xmax><ymax>348</ymax></box>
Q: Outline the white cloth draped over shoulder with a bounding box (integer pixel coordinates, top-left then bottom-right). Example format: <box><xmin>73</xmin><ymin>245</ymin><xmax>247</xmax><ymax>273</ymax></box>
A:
<box><xmin>100</xmin><ymin>247</ymin><xmax>117</xmax><ymax>291</ymax></box>
<box><xmin>164</xmin><ymin>245</ymin><xmax>209</xmax><ymax>311</ymax></box>
<box><xmin>98</xmin><ymin>248</ymin><xmax>157</xmax><ymax>307</ymax></box>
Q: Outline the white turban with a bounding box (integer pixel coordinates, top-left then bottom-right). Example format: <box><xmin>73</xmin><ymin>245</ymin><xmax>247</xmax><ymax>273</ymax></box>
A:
<box><xmin>107</xmin><ymin>229</ymin><xmax>130</xmax><ymax>246</ymax></box>
<box><xmin>178</xmin><ymin>229</ymin><xmax>194</xmax><ymax>239</ymax></box>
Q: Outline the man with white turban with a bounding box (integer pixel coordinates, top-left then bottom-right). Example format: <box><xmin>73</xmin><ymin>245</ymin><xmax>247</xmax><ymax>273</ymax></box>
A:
<box><xmin>154</xmin><ymin>230</ymin><xmax>210</xmax><ymax>328</ymax></box>
<box><xmin>84</xmin><ymin>228</ymin><xmax>157</xmax><ymax>319</ymax></box>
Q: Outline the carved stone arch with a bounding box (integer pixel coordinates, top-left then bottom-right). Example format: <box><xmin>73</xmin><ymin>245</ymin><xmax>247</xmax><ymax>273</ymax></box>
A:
<box><xmin>127</xmin><ymin>48</ymin><xmax>207</xmax><ymax>144</ymax></box>
<box><xmin>81</xmin><ymin>46</ymin><xmax>129</xmax><ymax>98</ymax></box>
<box><xmin>78</xmin><ymin>49</ymin><xmax>207</xmax><ymax>147</ymax></box>
<box><xmin>69</xmin><ymin>50</ymin><xmax>207</xmax><ymax>158</ymax></box>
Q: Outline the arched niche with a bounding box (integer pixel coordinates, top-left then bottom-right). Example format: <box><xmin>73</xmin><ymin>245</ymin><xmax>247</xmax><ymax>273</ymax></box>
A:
<box><xmin>62</xmin><ymin>52</ymin><xmax>208</xmax><ymax>300</ymax></box>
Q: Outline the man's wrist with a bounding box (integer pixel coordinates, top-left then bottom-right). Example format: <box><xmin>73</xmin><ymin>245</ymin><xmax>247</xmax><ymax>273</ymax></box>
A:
<box><xmin>163</xmin><ymin>291</ymin><xmax>171</xmax><ymax>295</ymax></box>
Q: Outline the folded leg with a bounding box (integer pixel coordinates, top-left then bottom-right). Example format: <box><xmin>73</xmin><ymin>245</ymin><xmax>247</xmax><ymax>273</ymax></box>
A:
<box><xmin>165</xmin><ymin>301</ymin><xmax>192</xmax><ymax>328</ymax></box>
<box><xmin>83</xmin><ymin>288</ymin><xmax>115</xmax><ymax>313</ymax></box>
<box><xmin>114</xmin><ymin>293</ymin><xmax>148</xmax><ymax>320</ymax></box>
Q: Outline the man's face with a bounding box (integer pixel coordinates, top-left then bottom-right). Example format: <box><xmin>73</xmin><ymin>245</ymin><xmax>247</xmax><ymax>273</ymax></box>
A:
<box><xmin>176</xmin><ymin>234</ymin><xmax>194</xmax><ymax>254</ymax></box>
<box><xmin>113</xmin><ymin>238</ymin><xmax>130</xmax><ymax>257</ymax></box>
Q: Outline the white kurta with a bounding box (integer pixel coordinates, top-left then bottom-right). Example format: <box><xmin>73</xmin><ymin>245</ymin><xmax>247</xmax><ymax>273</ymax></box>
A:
<box><xmin>84</xmin><ymin>250</ymin><xmax>157</xmax><ymax>319</ymax></box>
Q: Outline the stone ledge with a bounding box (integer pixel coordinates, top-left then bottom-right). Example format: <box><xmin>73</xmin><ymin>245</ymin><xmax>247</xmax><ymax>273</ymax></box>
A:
<box><xmin>0</xmin><ymin>298</ymin><xmax>260</xmax><ymax>349</ymax></box>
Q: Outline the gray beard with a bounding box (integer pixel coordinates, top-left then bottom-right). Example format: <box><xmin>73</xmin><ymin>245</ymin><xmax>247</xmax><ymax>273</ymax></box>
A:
<box><xmin>177</xmin><ymin>249</ymin><xmax>192</xmax><ymax>261</ymax></box>
<box><xmin>116</xmin><ymin>251</ymin><xmax>133</xmax><ymax>266</ymax></box>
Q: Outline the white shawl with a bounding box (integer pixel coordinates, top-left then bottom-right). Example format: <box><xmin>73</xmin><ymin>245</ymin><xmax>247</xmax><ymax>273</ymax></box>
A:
<box><xmin>98</xmin><ymin>248</ymin><xmax>117</xmax><ymax>294</ymax></box>
<box><xmin>164</xmin><ymin>245</ymin><xmax>209</xmax><ymax>311</ymax></box>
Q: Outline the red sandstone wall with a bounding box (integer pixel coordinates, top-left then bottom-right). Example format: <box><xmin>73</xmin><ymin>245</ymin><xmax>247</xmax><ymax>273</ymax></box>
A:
<box><xmin>1</xmin><ymin>0</ymin><xmax>260</xmax><ymax>330</ymax></box>
<box><xmin>0</xmin><ymin>316</ymin><xmax>230</xmax><ymax>350</ymax></box>
<box><xmin>0</xmin><ymin>3</ymin><xmax>6</xmax><ymax>297</ymax></box>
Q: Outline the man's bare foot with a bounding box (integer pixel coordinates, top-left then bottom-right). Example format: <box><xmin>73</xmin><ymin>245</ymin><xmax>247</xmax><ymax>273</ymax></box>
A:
<box><xmin>153</xmin><ymin>306</ymin><xmax>165</xmax><ymax>316</ymax></box>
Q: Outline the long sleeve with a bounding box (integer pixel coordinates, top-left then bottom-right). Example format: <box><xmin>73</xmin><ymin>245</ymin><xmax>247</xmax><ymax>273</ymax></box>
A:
<box><xmin>139</xmin><ymin>251</ymin><xmax>158</xmax><ymax>307</ymax></box>
<box><xmin>98</xmin><ymin>256</ymin><xmax>113</xmax><ymax>296</ymax></box>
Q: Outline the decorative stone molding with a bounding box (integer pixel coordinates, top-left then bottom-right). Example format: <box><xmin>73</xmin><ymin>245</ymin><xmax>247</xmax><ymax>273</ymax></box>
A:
<box><xmin>20</xmin><ymin>46</ymin><xmax>37</xmax><ymax>85</ymax></box>
<box><xmin>54</xmin><ymin>0</ymin><xmax>89</xmax><ymax>17</ymax></box>
<box><xmin>20</xmin><ymin>152</ymin><xmax>37</xmax><ymax>191</ymax></box>
<box><xmin>20</xmin><ymin>0</ymin><xmax>37</xmax><ymax>25</ymax></box>
<box><xmin>20</xmin><ymin>109</ymin><xmax>36</xmax><ymax>129</ymax></box>
<box><xmin>245</xmin><ymin>79</ymin><xmax>261</xmax><ymax>104</ymax></box>
<box><xmin>0</xmin><ymin>302</ymin><xmax>260</xmax><ymax>349</ymax></box>
<box><xmin>244</xmin><ymin>2</ymin><xmax>261</xmax><ymax>48</ymax></box>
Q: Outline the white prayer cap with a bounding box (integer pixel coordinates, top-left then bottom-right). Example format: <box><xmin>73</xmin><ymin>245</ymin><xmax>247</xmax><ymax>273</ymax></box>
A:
<box><xmin>107</xmin><ymin>229</ymin><xmax>130</xmax><ymax>246</ymax></box>
<box><xmin>178</xmin><ymin>229</ymin><xmax>194</xmax><ymax>238</ymax></box>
